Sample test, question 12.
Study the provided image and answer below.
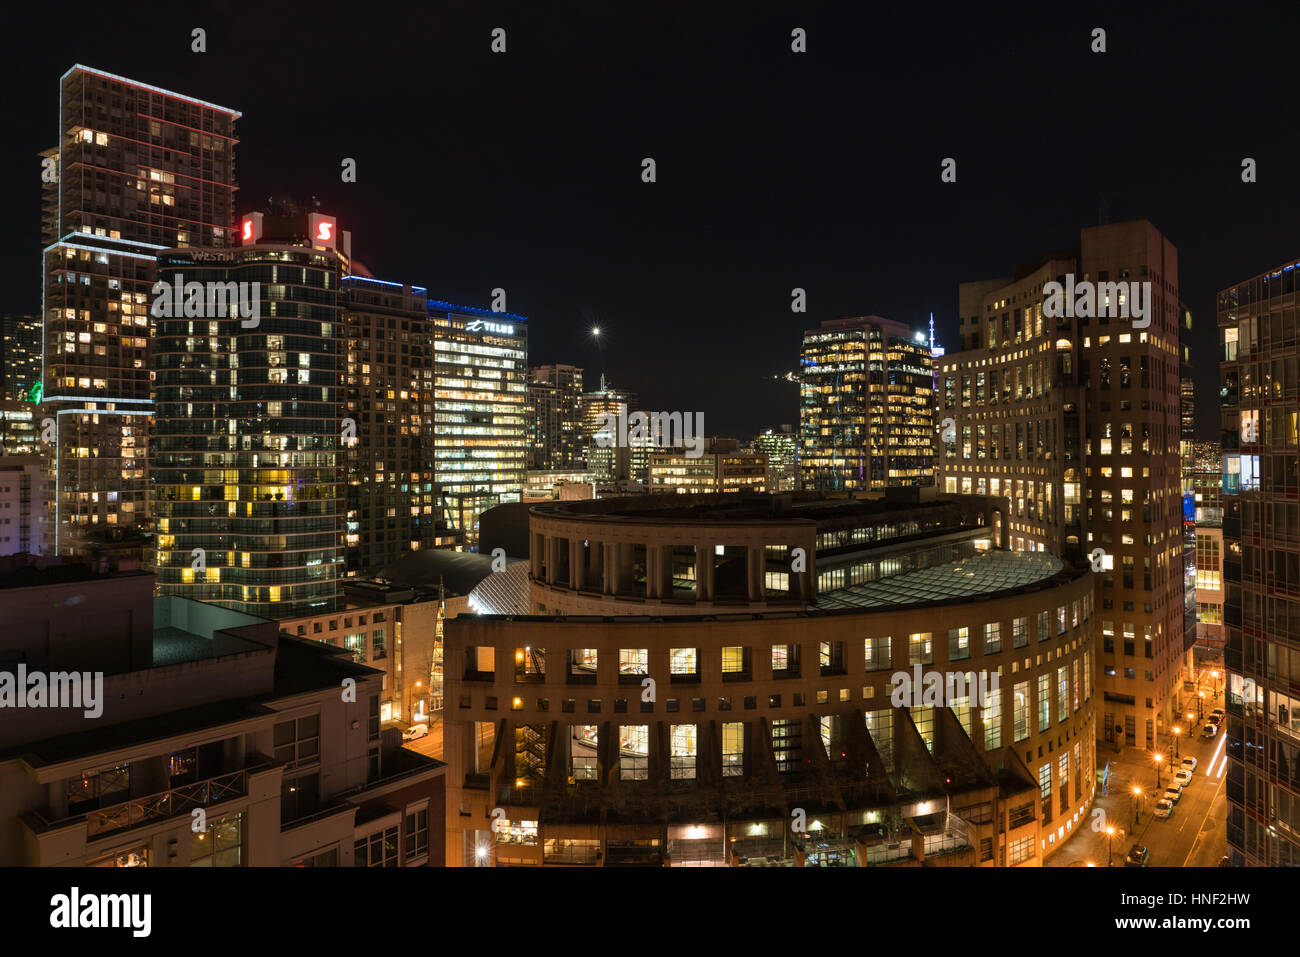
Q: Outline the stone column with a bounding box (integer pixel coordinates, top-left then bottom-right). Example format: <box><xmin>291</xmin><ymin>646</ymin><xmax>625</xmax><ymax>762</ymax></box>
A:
<box><xmin>544</xmin><ymin>536</ymin><xmax>557</xmax><ymax>585</ymax></box>
<box><xmin>696</xmin><ymin>544</ymin><xmax>714</xmax><ymax>602</ymax></box>
<box><xmin>747</xmin><ymin>544</ymin><xmax>763</xmax><ymax>602</ymax></box>
<box><xmin>569</xmin><ymin>539</ymin><xmax>584</xmax><ymax>590</ymax></box>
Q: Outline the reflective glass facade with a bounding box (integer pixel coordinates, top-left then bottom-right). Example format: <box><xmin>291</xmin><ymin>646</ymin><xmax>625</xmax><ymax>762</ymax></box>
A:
<box><xmin>1219</xmin><ymin>259</ymin><xmax>1300</xmax><ymax>865</ymax></box>
<box><xmin>431</xmin><ymin>305</ymin><xmax>527</xmax><ymax>545</ymax></box>
<box><xmin>800</xmin><ymin>316</ymin><xmax>933</xmax><ymax>491</ymax></box>
<box><xmin>152</xmin><ymin>245</ymin><xmax>344</xmax><ymax>618</ymax></box>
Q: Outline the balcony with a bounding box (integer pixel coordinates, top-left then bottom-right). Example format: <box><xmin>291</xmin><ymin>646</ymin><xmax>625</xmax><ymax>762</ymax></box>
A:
<box><xmin>30</xmin><ymin>766</ymin><xmax>260</xmax><ymax>841</ymax></box>
<box><xmin>86</xmin><ymin>769</ymin><xmax>251</xmax><ymax>839</ymax></box>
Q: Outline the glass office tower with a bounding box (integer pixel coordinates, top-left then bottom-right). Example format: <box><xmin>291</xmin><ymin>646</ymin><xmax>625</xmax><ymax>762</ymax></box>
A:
<box><xmin>800</xmin><ymin>315</ymin><xmax>934</xmax><ymax>491</ymax></box>
<box><xmin>431</xmin><ymin>304</ymin><xmax>527</xmax><ymax>547</ymax></box>
<box><xmin>152</xmin><ymin>211</ymin><xmax>346</xmax><ymax>618</ymax></box>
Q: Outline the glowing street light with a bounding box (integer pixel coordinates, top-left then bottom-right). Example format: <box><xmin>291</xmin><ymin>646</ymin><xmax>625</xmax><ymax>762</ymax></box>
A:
<box><xmin>1106</xmin><ymin>825</ymin><xmax>1115</xmax><ymax>867</ymax></box>
<box><xmin>1132</xmin><ymin>785</ymin><xmax>1143</xmax><ymax>824</ymax></box>
<box><xmin>1154</xmin><ymin>752</ymin><xmax>1164</xmax><ymax>789</ymax></box>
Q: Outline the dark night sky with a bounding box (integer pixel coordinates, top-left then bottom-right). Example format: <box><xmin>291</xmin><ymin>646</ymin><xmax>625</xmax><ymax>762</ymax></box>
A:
<box><xmin>4</xmin><ymin>1</ymin><xmax>1298</xmax><ymax>441</ymax></box>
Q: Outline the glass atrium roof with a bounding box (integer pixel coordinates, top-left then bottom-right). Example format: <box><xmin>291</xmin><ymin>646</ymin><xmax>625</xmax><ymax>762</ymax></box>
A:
<box><xmin>815</xmin><ymin>550</ymin><xmax>1064</xmax><ymax>610</ymax></box>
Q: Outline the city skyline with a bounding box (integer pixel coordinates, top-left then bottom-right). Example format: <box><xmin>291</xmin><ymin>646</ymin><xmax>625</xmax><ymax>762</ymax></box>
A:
<box><xmin>0</xmin><ymin>1</ymin><xmax>1285</xmax><ymax>909</ymax></box>
<box><xmin>6</xmin><ymin>6</ymin><xmax>1300</xmax><ymax>441</ymax></box>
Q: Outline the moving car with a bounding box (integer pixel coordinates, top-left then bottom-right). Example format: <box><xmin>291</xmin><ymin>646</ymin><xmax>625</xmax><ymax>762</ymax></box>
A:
<box><xmin>1124</xmin><ymin>844</ymin><xmax>1150</xmax><ymax>867</ymax></box>
<box><xmin>1202</xmin><ymin>723</ymin><xmax>1218</xmax><ymax>740</ymax></box>
<box><xmin>402</xmin><ymin>722</ymin><xmax>429</xmax><ymax>741</ymax></box>
<box><xmin>1164</xmin><ymin>784</ymin><xmax>1183</xmax><ymax>805</ymax></box>
<box><xmin>1154</xmin><ymin>797</ymin><xmax>1174</xmax><ymax>819</ymax></box>
<box><xmin>1180</xmin><ymin>756</ymin><xmax>1197</xmax><ymax>773</ymax></box>
<box><xmin>1174</xmin><ymin>768</ymin><xmax>1194</xmax><ymax>787</ymax></box>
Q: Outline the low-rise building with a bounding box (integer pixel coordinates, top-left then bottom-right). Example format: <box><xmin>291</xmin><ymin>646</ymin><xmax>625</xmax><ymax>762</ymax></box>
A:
<box><xmin>0</xmin><ymin>562</ymin><xmax>444</xmax><ymax>866</ymax></box>
<box><xmin>445</xmin><ymin>492</ymin><xmax>1097</xmax><ymax>866</ymax></box>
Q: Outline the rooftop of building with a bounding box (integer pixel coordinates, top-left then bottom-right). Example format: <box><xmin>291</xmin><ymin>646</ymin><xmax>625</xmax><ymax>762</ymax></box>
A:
<box><xmin>463</xmin><ymin>548</ymin><xmax>1084</xmax><ymax>627</ymax></box>
<box><xmin>150</xmin><ymin>625</ymin><xmax>265</xmax><ymax>666</ymax></box>
<box><xmin>467</xmin><ymin>560</ymin><xmax>532</xmax><ymax>616</ymax></box>
<box><xmin>376</xmin><ymin>548</ymin><xmax>508</xmax><ymax>596</ymax></box>
<box><xmin>3</xmin><ymin>635</ymin><xmax>381</xmax><ymax>769</ymax></box>
<box><xmin>341</xmin><ymin>275</ymin><xmax>428</xmax><ymax>294</ymax></box>
<box><xmin>805</xmin><ymin>315</ymin><xmax>902</xmax><ymax>334</ymax></box>
<box><xmin>815</xmin><ymin>550</ymin><xmax>1065</xmax><ymax>611</ymax></box>
<box><xmin>4</xmin><ymin>698</ymin><xmax>276</xmax><ymax>769</ymax></box>
<box><xmin>427</xmin><ymin>299</ymin><xmax>527</xmax><ymax>322</ymax></box>
<box><xmin>0</xmin><ymin>555</ymin><xmax>148</xmax><ymax>591</ymax></box>
<box><xmin>530</xmin><ymin>489</ymin><xmax>967</xmax><ymax>527</ymax></box>
<box><xmin>63</xmin><ymin>64</ymin><xmax>241</xmax><ymax>117</ymax></box>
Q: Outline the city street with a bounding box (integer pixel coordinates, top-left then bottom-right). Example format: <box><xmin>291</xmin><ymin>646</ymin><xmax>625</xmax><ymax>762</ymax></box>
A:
<box><xmin>397</xmin><ymin>716</ymin><xmax>445</xmax><ymax>761</ymax></box>
<box><xmin>1052</xmin><ymin>726</ymin><xmax>1228</xmax><ymax>867</ymax></box>
<box><xmin>397</xmin><ymin>715</ymin><xmax>494</xmax><ymax>769</ymax></box>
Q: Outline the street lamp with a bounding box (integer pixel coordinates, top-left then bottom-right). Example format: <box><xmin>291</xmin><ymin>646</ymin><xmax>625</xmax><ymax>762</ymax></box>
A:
<box><xmin>1154</xmin><ymin>752</ymin><xmax>1164</xmax><ymax>789</ymax></box>
<box><xmin>1211</xmin><ymin>670</ymin><xmax>1221</xmax><ymax>699</ymax></box>
<box><xmin>1106</xmin><ymin>825</ymin><xmax>1115</xmax><ymax>867</ymax></box>
<box><xmin>1132</xmin><ymin>785</ymin><xmax>1142</xmax><ymax>825</ymax></box>
<box><xmin>1197</xmin><ymin>691</ymin><xmax>1205</xmax><ymax>721</ymax></box>
<box><xmin>1172</xmin><ymin>726</ymin><xmax>1181</xmax><ymax>760</ymax></box>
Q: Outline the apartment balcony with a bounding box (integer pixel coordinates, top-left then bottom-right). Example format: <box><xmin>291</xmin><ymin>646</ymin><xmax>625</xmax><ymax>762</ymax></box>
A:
<box><xmin>28</xmin><ymin>763</ymin><xmax>268</xmax><ymax>842</ymax></box>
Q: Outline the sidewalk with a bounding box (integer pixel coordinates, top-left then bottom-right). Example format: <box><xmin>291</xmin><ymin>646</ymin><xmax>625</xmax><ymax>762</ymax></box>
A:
<box><xmin>1049</xmin><ymin>742</ymin><xmax>1171</xmax><ymax>867</ymax></box>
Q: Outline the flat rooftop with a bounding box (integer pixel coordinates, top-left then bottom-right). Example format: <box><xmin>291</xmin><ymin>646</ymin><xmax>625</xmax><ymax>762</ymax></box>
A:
<box><xmin>532</xmin><ymin>491</ymin><xmax>960</xmax><ymax>525</ymax></box>
<box><xmin>151</xmin><ymin>626</ymin><xmax>265</xmax><ymax>667</ymax></box>
<box><xmin>815</xmin><ymin>550</ymin><xmax>1064</xmax><ymax>610</ymax></box>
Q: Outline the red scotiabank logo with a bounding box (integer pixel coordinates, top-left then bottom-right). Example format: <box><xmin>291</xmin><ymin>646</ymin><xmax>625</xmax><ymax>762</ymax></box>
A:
<box><xmin>242</xmin><ymin>220</ymin><xmax>253</xmax><ymax>241</ymax></box>
<box><xmin>317</xmin><ymin>222</ymin><xmax>333</xmax><ymax>241</ymax></box>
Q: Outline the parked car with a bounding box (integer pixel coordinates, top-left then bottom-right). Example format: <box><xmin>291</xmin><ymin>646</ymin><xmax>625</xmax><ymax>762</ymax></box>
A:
<box><xmin>1154</xmin><ymin>798</ymin><xmax>1175</xmax><ymax>819</ymax></box>
<box><xmin>1125</xmin><ymin>844</ymin><xmax>1150</xmax><ymax>867</ymax></box>
<box><xmin>1211</xmin><ymin>708</ymin><xmax>1225</xmax><ymax>721</ymax></box>
<box><xmin>1164</xmin><ymin>785</ymin><xmax>1183</xmax><ymax>805</ymax></box>
<box><xmin>402</xmin><ymin>722</ymin><xmax>429</xmax><ymax>741</ymax></box>
<box><xmin>1208</xmin><ymin>713</ymin><xmax>1223</xmax><ymax>726</ymax></box>
<box><xmin>1180</xmin><ymin>756</ymin><xmax>1198</xmax><ymax>773</ymax></box>
<box><xmin>1174</xmin><ymin>768</ymin><xmax>1194</xmax><ymax>787</ymax></box>
<box><xmin>1202</xmin><ymin>723</ymin><xmax>1218</xmax><ymax>740</ymax></box>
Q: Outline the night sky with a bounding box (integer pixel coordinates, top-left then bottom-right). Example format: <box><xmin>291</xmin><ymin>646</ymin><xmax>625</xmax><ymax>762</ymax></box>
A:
<box><xmin>5</xmin><ymin>1</ymin><xmax>1298</xmax><ymax>441</ymax></box>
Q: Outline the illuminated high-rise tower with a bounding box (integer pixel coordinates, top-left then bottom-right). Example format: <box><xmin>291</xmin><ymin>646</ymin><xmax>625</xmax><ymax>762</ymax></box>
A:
<box><xmin>151</xmin><ymin>205</ymin><xmax>346</xmax><ymax>618</ymax></box>
<box><xmin>41</xmin><ymin>65</ymin><xmax>239</xmax><ymax>557</ymax></box>
<box><xmin>527</xmin><ymin>363</ymin><xmax>584</xmax><ymax>470</ymax></box>
<box><xmin>799</xmin><ymin>316</ymin><xmax>934</xmax><ymax>490</ymax></box>
<box><xmin>431</xmin><ymin>305</ymin><xmax>528</xmax><ymax>546</ymax></box>
<box><xmin>936</xmin><ymin>220</ymin><xmax>1189</xmax><ymax>754</ymax></box>
<box><xmin>1218</xmin><ymin>258</ymin><xmax>1300</xmax><ymax>865</ymax></box>
<box><xmin>0</xmin><ymin>315</ymin><xmax>41</xmax><ymax>401</ymax></box>
<box><xmin>342</xmin><ymin>276</ymin><xmax>459</xmax><ymax>573</ymax></box>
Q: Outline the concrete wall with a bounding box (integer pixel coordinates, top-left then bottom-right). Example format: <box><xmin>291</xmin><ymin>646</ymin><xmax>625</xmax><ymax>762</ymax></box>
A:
<box><xmin>0</xmin><ymin>572</ymin><xmax>153</xmax><ymax>672</ymax></box>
